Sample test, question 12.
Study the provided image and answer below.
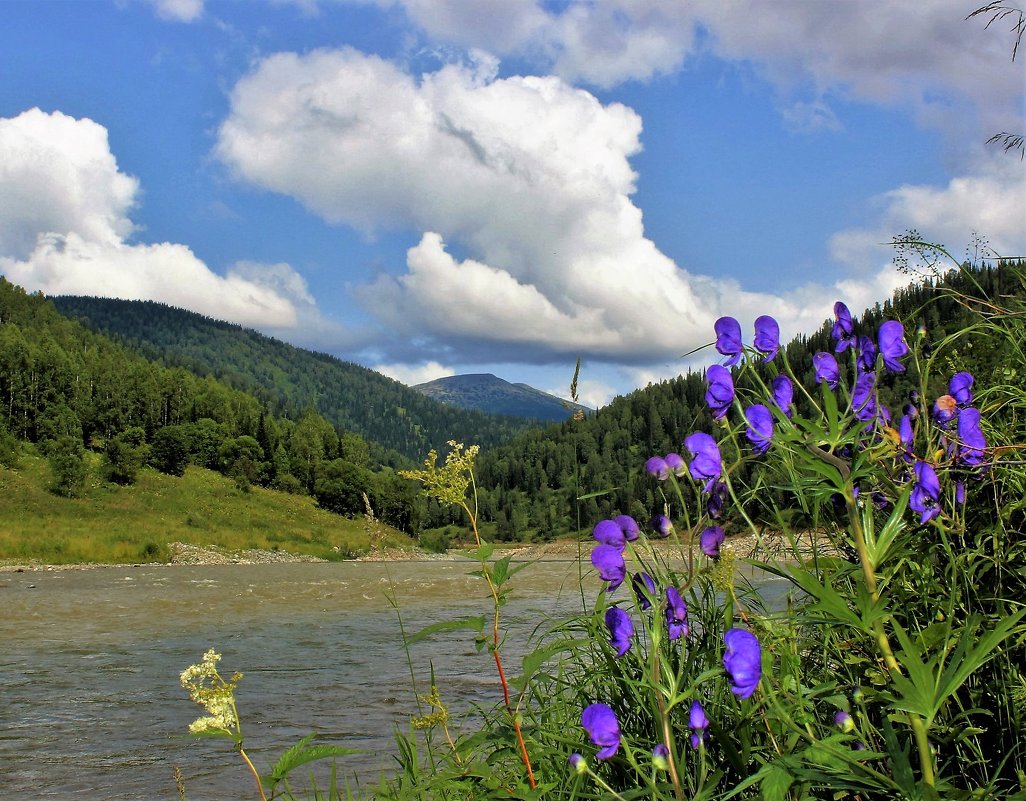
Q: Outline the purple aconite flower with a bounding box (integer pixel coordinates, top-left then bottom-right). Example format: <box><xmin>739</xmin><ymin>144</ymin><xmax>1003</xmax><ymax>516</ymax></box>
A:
<box><xmin>956</xmin><ymin>481</ymin><xmax>966</xmax><ymax>505</ymax></box>
<box><xmin>700</xmin><ymin>525</ymin><xmax>725</xmax><ymax>558</ymax></box>
<box><xmin>852</xmin><ymin>372</ymin><xmax>878</xmax><ymax>422</ymax></box>
<box><xmin>632</xmin><ymin>571</ymin><xmax>657</xmax><ymax>610</ymax></box>
<box><xmin>813</xmin><ymin>352</ymin><xmax>840</xmax><ymax>389</ymax></box>
<box><xmin>878</xmin><ymin>320</ymin><xmax>910</xmax><ymax>373</ymax></box>
<box><xmin>723</xmin><ymin>628</ymin><xmax>761</xmax><ymax>699</ymax></box>
<box><xmin>714</xmin><ymin>316</ymin><xmax>744</xmax><ymax>366</ymax></box>
<box><xmin>688</xmin><ymin>700</ymin><xmax>710</xmax><ymax>749</ymax></box>
<box><xmin>910</xmin><ymin>461</ymin><xmax>941</xmax><ymax>525</ymax></box>
<box><xmin>832</xmin><ymin>301</ymin><xmax>856</xmax><ymax>353</ymax></box>
<box><xmin>615</xmin><ymin>514</ymin><xmax>641</xmax><ymax>542</ymax></box>
<box><xmin>753</xmin><ymin>315</ymin><xmax>780</xmax><ymax>362</ymax></box>
<box><xmin>898</xmin><ymin>414</ymin><xmax>914</xmax><ymax>461</ymax></box>
<box><xmin>593</xmin><ymin>519</ymin><xmax>626</xmax><ymax>550</ymax></box>
<box><xmin>663</xmin><ymin>453</ymin><xmax>686</xmax><ymax>477</ymax></box>
<box><xmin>933</xmin><ymin>394</ymin><xmax>958</xmax><ymax>427</ymax></box>
<box><xmin>705</xmin><ymin>364</ymin><xmax>735</xmax><ymax>421</ymax></box>
<box><xmin>568</xmin><ymin>753</ymin><xmax>587</xmax><ymax>774</ymax></box>
<box><xmin>957</xmin><ymin>407</ymin><xmax>986</xmax><ymax>467</ymax></box>
<box><xmin>652</xmin><ymin>743</ymin><xmax>670</xmax><ymax>771</ymax></box>
<box><xmin>591</xmin><ymin>545</ymin><xmax>626</xmax><ymax>590</ymax></box>
<box><xmin>650</xmin><ymin>514</ymin><xmax>673</xmax><ymax>538</ymax></box>
<box><xmin>581</xmin><ymin>703</ymin><xmax>621</xmax><ymax>760</ymax></box>
<box><xmin>948</xmin><ymin>371</ymin><xmax>972</xmax><ymax>404</ymax></box>
<box><xmin>744</xmin><ymin>404</ymin><xmax>774</xmax><ymax>455</ymax></box>
<box><xmin>833</xmin><ymin>710</ymin><xmax>855</xmax><ymax>732</ymax></box>
<box><xmin>665</xmin><ymin>586</ymin><xmax>689</xmax><ymax>641</ymax></box>
<box><xmin>645</xmin><ymin>456</ymin><xmax>670</xmax><ymax>480</ymax></box>
<box><xmin>856</xmin><ymin>335</ymin><xmax>877</xmax><ymax>374</ymax></box>
<box><xmin>706</xmin><ymin>480</ymin><xmax>728</xmax><ymax>519</ymax></box>
<box><xmin>605</xmin><ymin>607</ymin><xmax>634</xmax><ymax>657</ymax></box>
<box><xmin>771</xmin><ymin>374</ymin><xmax>794</xmax><ymax>418</ymax></box>
<box><xmin>684</xmin><ymin>432</ymin><xmax>722</xmax><ymax>490</ymax></box>
<box><xmin>950</xmin><ymin>372</ymin><xmax>974</xmax><ymax>406</ymax></box>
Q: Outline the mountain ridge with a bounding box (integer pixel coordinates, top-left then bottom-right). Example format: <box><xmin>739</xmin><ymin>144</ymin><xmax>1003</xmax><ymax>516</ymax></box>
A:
<box><xmin>412</xmin><ymin>373</ymin><xmax>590</xmax><ymax>422</ymax></box>
<box><xmin>48</xmin><ymin>295</ymin><xmax>541</xmax><ymax>462</ymax></box>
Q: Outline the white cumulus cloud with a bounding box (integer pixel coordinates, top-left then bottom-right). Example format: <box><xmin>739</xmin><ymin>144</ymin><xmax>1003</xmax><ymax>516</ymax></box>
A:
<box><xmin>0</xmin><ymin>108</ymin><xmax>307</xmax><ymax>329</ymax></box>
<box><xmin>217</xmin><ymin>50</ymin><xmax>909</xmax><ymax>369</ymax></box>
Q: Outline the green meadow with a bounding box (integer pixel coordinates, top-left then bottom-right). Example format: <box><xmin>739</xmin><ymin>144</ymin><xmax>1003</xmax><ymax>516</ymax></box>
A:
<box><xmin>0</xmin><ymin>448</ymin><xmax>413</xmax><ymax>565</ymax></box>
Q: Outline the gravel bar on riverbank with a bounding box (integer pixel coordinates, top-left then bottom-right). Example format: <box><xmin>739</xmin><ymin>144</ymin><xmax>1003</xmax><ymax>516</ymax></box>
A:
<box><xmin>0</xmin><ymin>529</ymin><xmax>827</xmax><ymax>571</ymax></box>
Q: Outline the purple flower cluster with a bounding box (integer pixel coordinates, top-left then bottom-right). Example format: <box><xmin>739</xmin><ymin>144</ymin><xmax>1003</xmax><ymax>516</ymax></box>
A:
<box><xmin>590</xmin><ymin>516</ymin><xmax>640</xmax><ymax>592</ymax></box>
<box><xmin>605</xmin><ymin>607</ymin><xmax>634</xmax><ymax>657</ymax></box>
<box><xmin>723</xmin><ymin>628</ymin><xmax>762</xmax><ymax>699</ymax></box>
<box><xmin>576</xmin><ymin>301</ymin><xmax>993</xmax><ymax>768</ymax></box>
<box><xmin>684</xmin><ymin>432</ymin><xmax>721</xmax><ymax>490</ymax></box>
<box><xmin>714</xmin><ymin>315</ymin><xmax>781</xmax><ymax>368</ymax></box>
<box><xmin>705</xmin><ymin>364</ymin><xmax>734</xmax><ymax>421</ymax></box>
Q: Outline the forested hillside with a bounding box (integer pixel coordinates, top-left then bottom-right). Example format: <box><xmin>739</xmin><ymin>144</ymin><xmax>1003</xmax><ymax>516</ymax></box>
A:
<box><xmin>0</xmin><ymin>279</ymin><xmax>418</xmax><ymax>533</ymax></box>
<box><xmin>50</xmin><ymin>296</ymin><xmax>539</xmax><ymax>461</ymax></box>
<box><xmin>462</xmin><ymin>261</ymin><xmax>1025</xmax><ymax>541</ymax></box>
<box><xmin>5</xmin><ymin>262</ymin><xmax>1022</xmax><ymax>548</ymax></box>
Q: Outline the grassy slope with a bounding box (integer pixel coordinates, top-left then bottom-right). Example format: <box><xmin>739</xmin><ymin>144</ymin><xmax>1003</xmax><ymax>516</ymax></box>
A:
<box><xmin>0</xmin><ymin>451</ymin><xmax>413</xmax><ymax>564</ymax></box>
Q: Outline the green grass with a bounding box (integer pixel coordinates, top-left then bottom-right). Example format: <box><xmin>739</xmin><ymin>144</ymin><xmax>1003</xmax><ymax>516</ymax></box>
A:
<box><xmin>0</xmin><ymin>451</ymin><xmax>414</xmax><ymax>564</ymax></box>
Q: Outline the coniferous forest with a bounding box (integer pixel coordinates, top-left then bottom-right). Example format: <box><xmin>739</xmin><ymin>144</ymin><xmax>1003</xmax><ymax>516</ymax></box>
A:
<box><xmin>2</xmin><ymin>259</ymin><xmax>1023</xmax><ymax>547</ymax></box>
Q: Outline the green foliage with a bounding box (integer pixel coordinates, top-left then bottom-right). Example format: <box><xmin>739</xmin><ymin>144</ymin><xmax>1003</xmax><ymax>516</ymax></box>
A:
<box><xmin>314</xmin><ymin>459</ymin><xmax>372</xmax><ymax>516</ymax></box>
<box><xmin>102</xmin><ymin>426</ymin><xmax>147</xmax><ymax>485</ymax></box>
<box><xmin>0</xmin><ymin>419</ymin><xmax>19</xmax><ymax>468</ymax></box>
<box><xmin>46</xmin><ymin>435</ymin><xmax>88</xmax><ymax>497</ymax></box>
<box><xmin>0</xmin><ymin>452</ymin><xmax>414</xmax><ymax>564</ymax></box>
<box><xmin>50</xmin><ymin>294</ymin><xmax>539</xmax><ymax>462</ymax></box>
<box><xmin>378</xmin><ymin>250</ymin><xmax>1026</xmax><ymax>801</ymax></box>
<box><xmin>150</xmin><ymin>425</ymin><xmax>191</xmax><ymax>476</ymax></box>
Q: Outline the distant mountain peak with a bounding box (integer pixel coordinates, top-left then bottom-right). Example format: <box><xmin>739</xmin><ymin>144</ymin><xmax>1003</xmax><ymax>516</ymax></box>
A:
<box><xmin>413</xmin><ymin>374</ymin><xmax>590</xmax><ymax>423</ymax></box>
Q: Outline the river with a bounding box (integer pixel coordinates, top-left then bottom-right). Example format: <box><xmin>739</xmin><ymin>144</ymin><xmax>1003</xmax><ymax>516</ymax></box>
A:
<box><xmin>0</xmin><ymin>559</ymin><xmax>599</xmax><ymax>800</ymax></box>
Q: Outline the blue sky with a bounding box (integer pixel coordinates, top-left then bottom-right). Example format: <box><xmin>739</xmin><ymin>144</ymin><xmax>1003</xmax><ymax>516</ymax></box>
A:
<box><xmin>1</xmin><ymin>0</ymin><xmax>1023</xmax><ymax>407</ymax></box>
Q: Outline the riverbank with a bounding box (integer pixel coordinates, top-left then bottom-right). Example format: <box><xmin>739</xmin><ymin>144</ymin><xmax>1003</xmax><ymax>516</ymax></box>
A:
<box><xmin>0</xmin><ymin>528</ymin><xmax>823</xmax><ymax>571</ymax></box>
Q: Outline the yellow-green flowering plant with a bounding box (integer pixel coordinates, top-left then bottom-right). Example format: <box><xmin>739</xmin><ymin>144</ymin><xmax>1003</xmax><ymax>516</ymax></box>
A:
<box><xmin>180</xmin><ymin>649</ymin><xmax>360</xmax><ymax>801</ymax></box>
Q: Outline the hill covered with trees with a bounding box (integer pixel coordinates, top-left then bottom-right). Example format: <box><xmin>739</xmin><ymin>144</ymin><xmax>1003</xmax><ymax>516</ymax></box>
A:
<box><xmin>50</xmin><ymin>295</ymin><xmax>541</xmax><ymax>462</ymax></box>
<box><xmin>459</xmin><ymin>260</ymin><xmax>1025</xmax><ymax>541</ymax></box>
<box><xmin>5</xmin><ymin>258</ymin><xmax>1023</xmax><ymax>550</ymax></box>
<box><xmin>0</xmin><ymin>278</ymin><xmax>422</xmax><ymax>536</ymax></box>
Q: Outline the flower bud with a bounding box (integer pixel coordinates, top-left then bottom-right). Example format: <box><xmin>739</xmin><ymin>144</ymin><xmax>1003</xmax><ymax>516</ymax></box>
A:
<box><xmin>652</xmin><ymin>744</ymin><xmax>670</xmax><ymax>771</ymax></box>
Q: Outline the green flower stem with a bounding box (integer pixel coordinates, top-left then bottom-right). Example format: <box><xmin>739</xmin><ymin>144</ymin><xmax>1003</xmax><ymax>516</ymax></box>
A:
<box><xmin>237</xmin><ymin>744</ymin><xmax>267</xmax><ymax>801</ymax></box>
<box><xmin>459</xmin><ymin>498</ymin><xmax>537</xmax><ymax>790</ymax></box>
<box><xmin>582</xmin><ymin>765</ymin><xmax>630</xmax><ymax>801</ymax></box>
<box><xmin>808</xmin><ymin>442</ymin><xmax>936</xmax><ymax>788</ymax></box>
<box><xmin>228</xmin><ymin>698</ymin><xmax>267</xmax><ymax>801</ymax></box>
<box><xmin>650</xmin><ymin>626</ymin><xmax>685</xmax><ymax>801</ymax></box>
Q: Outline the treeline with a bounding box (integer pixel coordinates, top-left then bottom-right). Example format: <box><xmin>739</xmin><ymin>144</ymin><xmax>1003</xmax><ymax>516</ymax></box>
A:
<box><xmin>0</xmin><ymin>278</ymin><xmax>418</xmax><ymax>532</ymax></box>
<box><xmin>457</xmin><ymin>261</ymin><xmax>1025</xmax><ymax>541</ymax></box>
<box><xmin>5</xmin><ymin>261</ymin><xmax>1021</xmax><ymax>547</ymax></box>
<box><xmin>50</xmin><ymin>295</ymin><xmax>539</xmax><ymax>462</ymax></box>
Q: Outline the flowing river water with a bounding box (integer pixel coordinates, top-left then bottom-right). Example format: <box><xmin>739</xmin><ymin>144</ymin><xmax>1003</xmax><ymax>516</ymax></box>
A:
<box><xmin>0</xmin><ymin>558</ymin><xmax>605</xmax><ymax>800</ymax></box>
<box><xmin>1</xmin><ymin>557</ymin><xmax>788</xmax><ymax>800</ymax></box>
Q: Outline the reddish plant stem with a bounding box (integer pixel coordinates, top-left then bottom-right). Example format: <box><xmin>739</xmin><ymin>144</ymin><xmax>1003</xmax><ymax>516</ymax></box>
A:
<box><xmin>465</xmin><ymin>502</ymin><xmax>537</xmax><ymax>790</ymax></box>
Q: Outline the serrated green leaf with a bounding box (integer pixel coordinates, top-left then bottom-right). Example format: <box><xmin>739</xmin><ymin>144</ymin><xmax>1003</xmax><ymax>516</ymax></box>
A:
<box><xmin>761</xmin><ymin>764</ymin><xmax>795</xmax><ymax>801</ymax></box>
<box><xmin>491</xmin><ymin>554</ymin><xmax>513</xmax><ymax>587</ymax></box>
<box><xmin>265</xmin><ymin>734</ymin><xmax>364</xmax><ymax>787</ymax></box>
<box><xmin>405</xmin><ymin>615</ymin><xmax>486</xmax><ymax>646</ymax></box>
